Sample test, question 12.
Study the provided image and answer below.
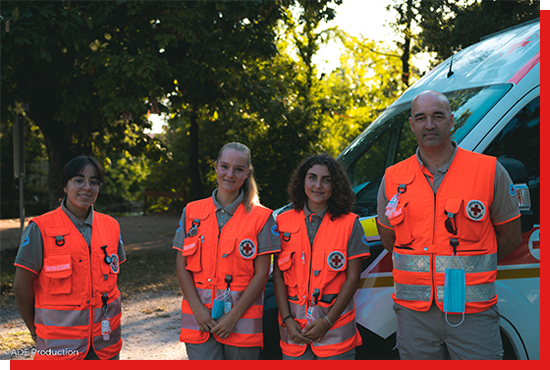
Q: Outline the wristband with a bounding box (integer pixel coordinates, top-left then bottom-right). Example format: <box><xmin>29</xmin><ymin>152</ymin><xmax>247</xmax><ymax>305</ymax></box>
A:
<box><xmin>282</xmin><ymin>315</ymin><xmax>293</xmax><ymax>327</ymax></box>
<box><xmin>324</xmin><ymin>315</ymin><xmax>334</xmax><ymax>327</ymax></box>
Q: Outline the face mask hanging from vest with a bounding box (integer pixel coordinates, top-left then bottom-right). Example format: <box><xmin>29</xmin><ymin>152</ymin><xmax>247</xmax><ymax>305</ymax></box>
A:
<box><xmin>443</xmin><ymin>239</ymin><xmax>466</xmax><ymax>327</ymax></box>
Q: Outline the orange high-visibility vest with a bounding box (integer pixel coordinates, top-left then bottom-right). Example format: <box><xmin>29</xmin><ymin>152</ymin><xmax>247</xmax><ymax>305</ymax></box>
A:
<box><xmin>276</xmin><ymin>209</ymin><xmax>363</xmax><ymax>357</ymax></box>
<box><xmin>180</xmin><ymin>198</ymin><xmax>273</xmax><ymax>348</ymax></box>
<box><xmin>384</xmin><ymin>147</ymin><xmax>498</xmax><ymax>314</ymax></box>
<box><xmin>31</xmin><ymin>208</ymin><xmax>122</xmax><ymax>360</ymax></box>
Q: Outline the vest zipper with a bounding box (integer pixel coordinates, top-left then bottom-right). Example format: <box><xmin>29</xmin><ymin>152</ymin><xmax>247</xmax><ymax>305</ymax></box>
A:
<box><xmin>432</xmin><ymin>192</ymin><xmax>437</xmax><ymax>245</ymax></box>
<box><xmin>431</xmin><ymin>191</ymin><xmax>437</xmax><ymax>303</ymax></box>
<box><xmin>214</xmin><ymin>229</ymin><xmax>221</xmax><ymax>299</ymax></box>
<box><xmin>306</xmin><ymin>215</ymin><xmax>317</xmax><ymax>312</ymax></box>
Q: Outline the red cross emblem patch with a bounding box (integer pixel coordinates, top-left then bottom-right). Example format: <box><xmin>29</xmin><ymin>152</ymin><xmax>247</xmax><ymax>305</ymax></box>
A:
<box><xmin>327</xmin><ymin>251</ymin><xmax>346</xmax><ymax>271</ymax></box>
<box><xmin>238</xmin><ymin>239</ymin><xmax>256</xmax><ymax>259</ymax></box>
<box><xmin>110</xmin><ymin>254</ymin><xmax>119</xmax><ymax>274</ymax></box>
<box><xmin>466</xmin><ymin>200</ymin><xmax>486</xmax><ymax>221</ymax></box>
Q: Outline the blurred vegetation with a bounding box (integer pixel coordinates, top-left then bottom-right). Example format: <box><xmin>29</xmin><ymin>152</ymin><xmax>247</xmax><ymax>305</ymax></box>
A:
<box><xmin>0</xmin><ymin>330</ymin><xmax>35</xmax><ymax>354</ymax></box>
<box><xmin>1</xmin><ymin>248</ymin><xmax>18</xmax><ymax>304</ymax></box>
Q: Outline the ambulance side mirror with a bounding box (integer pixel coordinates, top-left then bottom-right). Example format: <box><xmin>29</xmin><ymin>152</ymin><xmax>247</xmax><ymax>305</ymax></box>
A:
<box><xmin>497</xmin><ymin>157</ymin><xmax>535</xmax><ymax>233</ymax></box>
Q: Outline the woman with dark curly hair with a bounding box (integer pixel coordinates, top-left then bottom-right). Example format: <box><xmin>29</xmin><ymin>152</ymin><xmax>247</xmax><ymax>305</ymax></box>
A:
<box><xmin>273</xmin><ymin>153</ymin><xmax>370</xmax><ymax>360</ymax></box>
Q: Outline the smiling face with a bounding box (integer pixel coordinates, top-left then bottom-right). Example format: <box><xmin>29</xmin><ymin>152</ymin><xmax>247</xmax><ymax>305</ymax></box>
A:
<box><xmin>304</xmin><ymin>164</ymin><xmax>333</xmax><ymax>214</ymax></box>
<box><xmin>215</xmin><ymin>148</ymin><xmax>250</xmax><ymax>196</ymax></box>
<box><xmin>63</xmin><ymin>164</ymin><xmax>100</xmax><ymax>220</ymax></box>
<box><xmin>409</xmin><ymin>91</ymin><xmax>454</xmax><ymax>150</ymax></box>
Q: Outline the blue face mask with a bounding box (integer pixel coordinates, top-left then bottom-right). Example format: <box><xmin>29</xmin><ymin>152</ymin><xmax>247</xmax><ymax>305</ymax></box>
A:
<box><xmin>211</xmin><ymin>298</ymin><xmax>224</xmax><ymax>320</ymax></box>
<box><xmin>443</xmin><ymin>254</ymin><xmax>466</xmax><ymax>327</ymax></box>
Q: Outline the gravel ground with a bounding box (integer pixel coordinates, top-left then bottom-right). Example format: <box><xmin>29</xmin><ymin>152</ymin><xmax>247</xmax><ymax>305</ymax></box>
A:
<box><xmin>1</xmin><ymin>212</ymin><xmax>189</xmax><ymax>360</ymax></box>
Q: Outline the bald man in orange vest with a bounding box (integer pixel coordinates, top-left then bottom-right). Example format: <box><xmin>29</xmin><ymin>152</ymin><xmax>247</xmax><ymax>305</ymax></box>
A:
<box><xmin>377</xmin><ymin>90</ymin><xmax>522</xmax><ymax>360</ymax></box>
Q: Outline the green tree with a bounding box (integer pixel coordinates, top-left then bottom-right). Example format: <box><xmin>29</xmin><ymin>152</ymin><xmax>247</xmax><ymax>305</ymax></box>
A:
<box><xmin>1</xmin><ymin>1</ymin><xmax>167</xmax><ymax>208</ymax></box>
<box><xmin>0</xmin><ymin>109</ymin><xmax>49</xmax><ymax>218</ymax></box>
<box><xmin>145</xmin><ymin>0</ymin><xmax>344</xmax><ymax>210</ymax></box>
<box><xmin>319</xmin><ymin>31</ymin><xmax>414</xmax><ymax>156</ymax></box>
<box><xmin>1</xmin><ymin>0</ymin><xmax>291</xmax><ymax>207</ymax></box>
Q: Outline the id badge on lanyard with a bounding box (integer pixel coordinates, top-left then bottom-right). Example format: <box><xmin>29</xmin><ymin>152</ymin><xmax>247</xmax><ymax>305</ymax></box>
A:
<box><xmin>443</xmin><ymin>253</ymin><xmax>466</xmax><ymax>327</ymax></box>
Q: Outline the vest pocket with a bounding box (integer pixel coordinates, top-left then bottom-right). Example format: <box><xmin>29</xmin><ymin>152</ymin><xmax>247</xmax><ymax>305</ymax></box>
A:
<box><xmin>278</xmin><ymin>224</ymin><xmax>301</xmax><ymax>248</ymax></box>
<box><xmin>219</xmin><ymin>236</ymin><xmax>256</xmax><ymax>278</ymax></box>
<box><xmin>277</xmin><ymin>250</ymin><xmax>296</xmax><ymax>288</ymax></box>
<box><xmin>312</xmin><ymin>250</ymin><xmax>347</xmax><ymax>306</ymax></box>
<box><xmin>448</xmin><ymin>198</ymin><xmax>489</xmax><ymax>243</ymax></box>
<box><xmin>96</xmin><ymin>248</ymin><xmax>120</xmax><ymax>293</ymax></box>
<box><xmin>388</xmin><ymin>202</ymin><xmax>414</xmax><ymax>246</ymax></box>
<box><xmin>43</xmin><ymin>255</ymin><xmax>72</xmax><ymax>295</ymax></box>
<box><xmin>182</xmin><ymin>235</ymin><xmax>202</xmax><ymax>272</ymax></box>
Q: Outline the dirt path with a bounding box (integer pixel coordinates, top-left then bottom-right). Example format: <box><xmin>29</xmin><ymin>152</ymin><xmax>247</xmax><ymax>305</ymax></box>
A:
<box><xmin>1</xmin><ymin>212</ymin><xmax>189</xmax><ymax>360</ymax></box>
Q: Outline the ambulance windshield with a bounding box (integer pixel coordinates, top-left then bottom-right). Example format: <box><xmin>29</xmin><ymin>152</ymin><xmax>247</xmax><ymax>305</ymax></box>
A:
<box><xmin>338</xmin><ymin>84</ymin><xmax>511</xmax><ymax>217</ymax></box>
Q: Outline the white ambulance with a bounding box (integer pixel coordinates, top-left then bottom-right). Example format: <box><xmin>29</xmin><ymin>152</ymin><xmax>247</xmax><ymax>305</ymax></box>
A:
<box><xmin>341</xmin><ymin>19</ymin><xmax>540</xmax><ymax>360</ymax></box>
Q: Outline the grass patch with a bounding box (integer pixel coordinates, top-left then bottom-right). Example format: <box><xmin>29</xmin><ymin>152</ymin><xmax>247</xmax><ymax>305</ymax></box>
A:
<box><xmin>0</xmin><ymin>331</ymin><xmax>35</xmax><ymax>352</ymax></box>
<box><xmin>1</xmin><ymin>248</ymin><xmax>17</xmax><ymax>305</ymax></box>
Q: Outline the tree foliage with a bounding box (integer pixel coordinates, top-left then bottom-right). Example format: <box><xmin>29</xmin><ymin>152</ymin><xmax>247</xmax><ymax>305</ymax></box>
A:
<box><xmin>1</xmin><ymin>0</ymin><xmax>420</xmax><ymax>216</ymax></box>
<box><xmin>320</xmin><ymin>31</ymin><xmax>412</xmax><ymax>155</ymax></box>
<box><xmin>2</xmin><ymin>1</ymin><xmax>168</xmax><ymax>208</ymax></box>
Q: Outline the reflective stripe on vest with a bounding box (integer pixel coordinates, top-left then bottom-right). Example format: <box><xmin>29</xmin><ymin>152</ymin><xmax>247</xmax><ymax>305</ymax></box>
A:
<box><xmin>435</xmin><ymin>253</ymin><xmax>497</xmax><ymax>273</ymax></box>
<box><xmin>36</xmin><ymin>337</ymin><xmax>88</xmax><ymax>355</ymax></box>
<box><xmin>394</xmin><ymin>252</ymin><xmax>497</xmax><ymax>273</ymax></box>
<box><xmin>394</xmin><ymin>281</ymin><xmax>496</xmax><ymax>303</ymax></box>
<box><xmin>35</xmin><ymin>307</ymin><xmax>89</xmax><ymax>327</ymax></box>
<box><xmin>394</xmin><ymin>283</ymin><xmax>431</xmax><ymax>302</ymax></box>
<box><xmin>436</xmin><ymin>283</ymin><xmax>496</xmax><ymax>303</ymax></box>
<box><xmin>393</xmin><ymin>253</ymin><xmax>498</xmax><ymax>303</ymax></box>
<box><xmin>393</xmin><ymin>253</ymin><xmax>430</xmax><ymax>272</ymax></box>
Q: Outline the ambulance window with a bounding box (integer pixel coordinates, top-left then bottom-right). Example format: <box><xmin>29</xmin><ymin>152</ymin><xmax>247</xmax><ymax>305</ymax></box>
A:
<box><xmin>447</xmin><ymin>85</ymin><xmax>511</xmax><ymax>143</ymax></box>
<box><xmin>339</xmin><ymin>104</ymin><xmax>411</xmax><ymax>216</ymax></box>
<box><xmin>483</xmin><ymin>97</ymin><xmax>540</xmax><ymax>223</ymax></box>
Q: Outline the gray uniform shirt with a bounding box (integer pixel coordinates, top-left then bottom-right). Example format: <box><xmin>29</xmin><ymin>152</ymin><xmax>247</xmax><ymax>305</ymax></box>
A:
<box><xmin>14</xmin><ymin>200</ymin><xmax>126</xmax><ymax>274</ymax></box>
<box><xmin>377</xmin><ymin>142</ymin><xmax>521</xmax><ymax>228</ymax></box>
<box><xmin>281</xmin><ymin>204</ymin><xmax>370</xmax><ymax>259</ymax></box>
<box><xmin>173</xmin><ymin>189</ymin><xmax>281</xmax><ymax>255</ymax></box>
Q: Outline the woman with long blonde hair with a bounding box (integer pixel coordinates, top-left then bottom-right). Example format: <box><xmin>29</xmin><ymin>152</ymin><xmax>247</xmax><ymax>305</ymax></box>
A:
<box><xmin>173</xmin><ymin>142</ymin><xmax>280</xmax><ymax>360</ymax></box>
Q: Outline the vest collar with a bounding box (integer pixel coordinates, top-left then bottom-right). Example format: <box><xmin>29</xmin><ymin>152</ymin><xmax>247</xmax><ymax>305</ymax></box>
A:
<box><xmin>415</xmin><ymin>140</ymin><xmax>459</xmax><ymax>174</ymax></box>
<box><xmin>61</xmin><ymin>198</ymin><xmax>93</xmax><ymax>227</ymax></box>
<box><xmin>303</xmin><ymin>203</ymin><xmax>329</xmax><ymax>221</ymax></box>
<box><xmin>212</xmin><ymin>188</ymin><xmax>243</xmax><ymax>215</ymax></box>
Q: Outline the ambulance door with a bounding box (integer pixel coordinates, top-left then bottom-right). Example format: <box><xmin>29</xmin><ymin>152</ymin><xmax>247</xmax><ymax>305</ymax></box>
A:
<box><xmin>475</xmin><ymin>90</ymin><xmax>540</xmax><ymax>360</ymax></box>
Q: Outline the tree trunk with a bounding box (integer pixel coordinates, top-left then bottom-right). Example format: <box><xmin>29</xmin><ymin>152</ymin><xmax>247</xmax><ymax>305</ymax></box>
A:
<box><xmin>44</xmin><ymin>136</ymin><xmax>73</xmax><ymax>210</ymax></box>
<box><xmin>189</xmin><ymin>107</ymin><xmax>204</xmax><ymax>200</ymax></box>
<box><xmin>401</xmin><ymin>0</ymin><xmax>413</xmax><ymax>87</ymax></box>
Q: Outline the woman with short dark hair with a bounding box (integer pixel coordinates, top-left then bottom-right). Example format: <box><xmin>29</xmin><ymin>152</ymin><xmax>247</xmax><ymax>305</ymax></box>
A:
<box><xmin>14</xmin><ymin>155</ymin><xmax>125</xmax><ymax>360</ymax></box>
